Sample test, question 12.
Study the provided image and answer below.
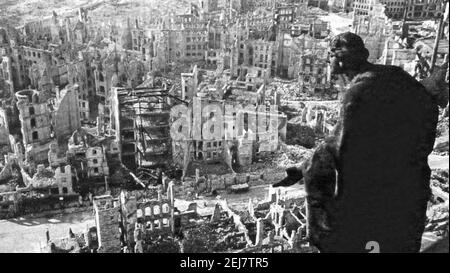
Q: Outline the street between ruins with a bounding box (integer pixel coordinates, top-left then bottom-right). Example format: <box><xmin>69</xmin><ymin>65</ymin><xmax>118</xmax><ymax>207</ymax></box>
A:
<box><xmin>0</xmin><ymin>155</ymin><xmax>447</xmax><ymax>253</ymax></box>
<box><xmin>0</xmin><ymin>182</ymin><xmax>304</xmax><ymax>252</ymax></box>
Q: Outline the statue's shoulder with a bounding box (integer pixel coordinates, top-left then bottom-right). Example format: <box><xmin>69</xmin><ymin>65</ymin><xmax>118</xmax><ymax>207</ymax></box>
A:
<box><xmin>352</xmin><ymin>64</ymin><xmax>407</xmax><ymax>84</ymax></box>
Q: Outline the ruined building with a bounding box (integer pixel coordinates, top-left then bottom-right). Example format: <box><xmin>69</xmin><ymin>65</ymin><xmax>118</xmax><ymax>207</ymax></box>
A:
<box><xmin>171</xmin><ymin>91</ymin><xmax>285</xmax><ymax>177</ymax></box>
<box><xmin>0</xmin><ymin>55</ymin><xmax>14</xmax><ymax>98</ymax></box>
<box><xmin>67</xmin><ymin>128</ymin><xmax>113</xmax><ymax>190</ymax></box>
<box><xmin>404</xmin><ymin>0</ymin><xmax>446</xmax><ymax>19</ymax></box>
<box><xmin>21</xmin><ymin>164</ymin><xmax>74</xmax><ymax>197</ymax></box>
<box><xmin>351</xmin><ymin>0</ymin><xmax>446</xmax><ymax>20</ymax></box>
<box><xmin>230</xmin><ymin>23</ymin><xmax>280</xmax><ymax>82</ymax></box>
<box><xmin>93</xmin><ymin>195</ymin><xmax>121</xmax><ymax>253</ymax></box>
<box><xmin>16</xmin><ymin>89</ymin><xmax>55</xmax><ymax>165</ymax></box>
<box><xmin>110</xmin><ymin>79</ymin><xmax>173</xmax><ymax>170</ymax></box>
<box><xmin>297</xmin><ymin>54</ymin><xmax>330</xmax><ymax>94</ymax></box>
<box><xmin>353</xmin><ymin>2</ymin><xmax>394</xmax><ymax>63</ymax></box>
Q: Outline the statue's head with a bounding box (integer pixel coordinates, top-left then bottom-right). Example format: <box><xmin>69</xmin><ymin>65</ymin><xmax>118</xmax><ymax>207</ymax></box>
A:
<box><xmin>328</xmin><ymin>32</ymin><xmax>369</xmax><ymax>75</ymax></box>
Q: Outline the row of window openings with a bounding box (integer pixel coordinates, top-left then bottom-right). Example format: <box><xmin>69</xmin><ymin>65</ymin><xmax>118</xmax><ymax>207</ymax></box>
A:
<box><xmin>387</xmin><ymin>8</ymin><xmax>405</xmax><ymax>12</ymax></box>
<box><xmin>241</xmin><ymin>44</ymin><xmax>271</xmax><ymax>52</ymax></box>
<box><xmin>384</xmin><ymin>2</ymin><xmax>405</xmax><ymax>6</ymax></box>
<box><xmin>186</xmin><ymin>52</ymin><xmax>204</xmax><ymax>57</ymax></box>
<box><xmin>137</xmin><ymin>205</ymin><xmax>171</xmax><ymax>216</ymax></box>
<box><xmin>354</xmin><ymin>4</ymin><xmax>373</xmax><ymax>10</ymax></box>
<box><xmin>144</xmin><ymin>219</ymin><xmax>170</xmax><ymax>229</ymax></box>
<box><xmin>278</xmin><ymin>7</ymin><xmax>295</xmax><ymax>14</ymax></box>
<box><xmin>19</xmin><ymin>51</ymin><xmax>42</xmax><ymax>60</ymax></box>
<box><xmin>193</xmin><ymin>151</ymin><xmax>220</xmax><ymax>160</ymax></box>
<box><xmin>198</xmin><ymin>141</ymin><xmax>222</xmax><ymax>149</ymax></box>
<box><xmin>186</xmin><ymin>37</ymin><xmax>207</xmax><ymax>42</ymax></box>
<box><xmin>279</xmin><ymin>16</ymin><xmax>293</xmax><ymax>22</ymax></box>
<box><xmin>354</xmin><ymin>0</ymin><xmax>372</xmax><ymax>5</ymax></box>
<box><xmin>186</xmin><ymin>45</ymin><xmax>207</xmax><ymax>50</ymax></box>
<box><xmin>49</xmin><ymin>187</ymin><xmax>69</xmax><ymax>195</ymax></box>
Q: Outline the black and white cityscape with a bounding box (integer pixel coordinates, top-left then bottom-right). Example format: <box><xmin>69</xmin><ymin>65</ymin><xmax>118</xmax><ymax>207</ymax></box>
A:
<box><xmin>0</xmin><ymin>0</ymin><xmax>448</xmax><ymax>253</ymax></box>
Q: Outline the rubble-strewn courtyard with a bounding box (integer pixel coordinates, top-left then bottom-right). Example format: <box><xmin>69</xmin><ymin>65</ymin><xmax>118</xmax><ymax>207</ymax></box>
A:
<box><xmin>0</xmin><ymin>0</ymin><xmax>448</xmax><ymax>253</ymax></box>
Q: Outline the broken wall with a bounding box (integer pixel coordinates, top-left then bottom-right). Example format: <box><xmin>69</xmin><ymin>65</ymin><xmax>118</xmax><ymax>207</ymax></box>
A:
<box><xmin>16</xmin><ymin>90</ymin><xmax>52</xmax><ymax>146</ymax></box>
<box><xmin>94</xmin><ymin>195</ymin><xmax>121</xmax><ymax>253</ymax></box>
<box><xmin>0</xmin><ymin>107</ymin><xmax>10</xmax><ymax>146</ymax></box>
<box><xmin>54</xmin><ymin>85</ymin><xmax>81</xmax><ymax>144</ymax></box>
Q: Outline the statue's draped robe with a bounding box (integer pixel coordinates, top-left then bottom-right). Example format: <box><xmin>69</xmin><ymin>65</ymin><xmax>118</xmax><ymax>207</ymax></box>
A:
<box><xmin>292</xmin><ymin>64</ymin><xmax>439</xmax><ymax>252</ymax></box>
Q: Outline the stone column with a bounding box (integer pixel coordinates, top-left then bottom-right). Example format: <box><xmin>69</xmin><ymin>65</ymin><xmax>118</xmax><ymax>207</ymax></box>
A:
<box><xmin>255</xmin><ymin>218</ymin><xmax>264</xmax><ymax>247</ymax></box>
<box><xmin>168</xmin><ymin>182</ymin><xmax>174</xmax><ymax>206</ymax></box>
<box><xmin>268</xmin><ymin>230</ymin><xmax>275</xmax><ymax>253</ymax></box>
<box><xmin>195</xmin><ymin>168</ymin><xmax>200</xmax><ymax>184</ymax></box>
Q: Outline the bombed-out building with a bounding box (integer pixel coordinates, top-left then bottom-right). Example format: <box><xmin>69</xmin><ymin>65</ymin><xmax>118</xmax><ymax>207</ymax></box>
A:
<box><xmin>110</xmin><ymin>77</ymin><xmax>173</xmax><ymax>170</ymax></box>
<box><xmin>16</xmin><ymin>89</ymin><xmax>55</xmax><ymax>166</ymax></box>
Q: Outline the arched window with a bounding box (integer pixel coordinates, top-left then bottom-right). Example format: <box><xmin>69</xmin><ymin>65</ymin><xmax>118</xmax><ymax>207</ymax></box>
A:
<box><xmin>153</xmin><ymin>205</ymin><xmax>160</xmax><ymax>215</ymax></box>
<box><xmin>29</xmin><ymin>106</ymin><xmax>35</xmax><ymax>115</ymax></box>
<box><xmin>162</xmin><ymin>203</ymin><xmax>170</xmax><ymax>213</ymax></box>
<box><xmin>144</xmin><ymin>207</ymin><xmax>151</xmax><ymax>216</ymax></box>
<box><xmin>30</xmin><ymin>118</ymin><xmax>36</xmax><ymax>128</ymax></box>
<box><xmin>136</xmin><ymin>209</ymin><xmax>143</xmax><ymax>218</ymax></box>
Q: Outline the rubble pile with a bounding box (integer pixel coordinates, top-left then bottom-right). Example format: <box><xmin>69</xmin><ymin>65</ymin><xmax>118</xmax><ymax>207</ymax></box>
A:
<box><xmin>286</xmin><ymin>123</ymin><xmax>316</xmax><ymax>148</ymax></box>
<box><xmin>31</xmin><ymin>168</ymin><xmax>57</xmax><ymax>188</ymax></box>
<box><xmin>431</xmin><ymin>169</ymin><xmax>449</xmax><ymax>193</ymax></box>
<box><xmin>33</xmin><ymin>168</ymin><xmax>55</xmax><ymax>179</ymax></box>
<box><xmin>278</xmin><ymin>105</ymin><xmax>302</xmax><ymax>120</ymax></box>
<box><xmin>437</xmin><ymin>116</ymin><xmax>449</xmax><ymax>138</ymax></box>
<box><xmin>273</xmin><ymin>144</ymin><xmax>313</xmax><ymax>169</ymax></box>
<box><xmin>434</xmin><ymin>113</ymin><xmax>449</xmax><ymax>155</ymax></box>
<box><xmin>270</xmin><ymin>80</ymin><xmax>337</xmax><ymax>101</ymax></box>
<box><xmin>426</xmin><ymin>203</ymin><xmax>449</xmax><ymax>237</ymax></box>
<box><xmin>233</xmin><ymin>209</ymin><xmax>254</xmax><ymax>224</ymax></box>
<box><xmin>232</xmin><ymin>209</ymin><xmax>276</xmax><ymax>246</ymax></box>
<box><xmin>143</xmin><ymin>236</ymin><xmax>180</xmax><ymax>253</ymax></box>
<box><xmin>426</xmin><ymin>169</ymin><xmax>449</xmax><ymax>237</ymax></box>
<box><xmin>182</xmin><ymin>216</ymin><xmax>246</xmax><ymax>252</ymax></box>
<box><xmin>0</xmin><ymin>177</ymin><xmax>22</xmax><ymax>192</ymax></box>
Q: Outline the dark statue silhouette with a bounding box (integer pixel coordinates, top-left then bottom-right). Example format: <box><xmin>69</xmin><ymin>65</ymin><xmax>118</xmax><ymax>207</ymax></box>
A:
<box><xmin>274</xmin><ymin>32</ymin><xmax>442</xmax><ymax>253</ymax></box>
